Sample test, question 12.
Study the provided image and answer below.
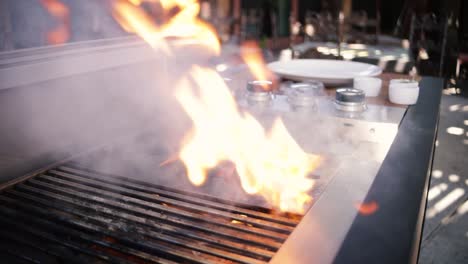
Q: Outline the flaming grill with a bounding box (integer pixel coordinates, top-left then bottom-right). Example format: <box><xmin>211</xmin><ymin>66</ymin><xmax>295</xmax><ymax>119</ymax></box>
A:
<box><xmin>0</xmin><ymin>161</ymin><xmax>301</xmax><ymax>264</ymax></box>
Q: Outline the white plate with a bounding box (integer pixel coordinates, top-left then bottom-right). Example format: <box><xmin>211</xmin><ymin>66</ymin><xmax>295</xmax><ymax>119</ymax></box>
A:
<box><xmin>267</xmin><ymin>59</ymin><xmax>382</xmax><ymax>86</ymax></box>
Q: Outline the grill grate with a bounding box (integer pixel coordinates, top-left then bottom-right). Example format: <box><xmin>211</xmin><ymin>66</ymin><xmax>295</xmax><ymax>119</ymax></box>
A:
<box><xmin>0</xmin><ymin>162</ymin><xmax>302</xmax><ymax>264</ymax></box>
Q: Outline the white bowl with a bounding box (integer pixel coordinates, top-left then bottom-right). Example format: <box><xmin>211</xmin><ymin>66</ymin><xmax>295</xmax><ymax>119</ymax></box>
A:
<box><xmin>353</xmin><ymin>77</ymin><xmax>382</xmax><ymax>97</ymax></box>
<box><xmin>389</xmin><ymin>81</ymin><xmax>420</xmax><ymax>105</ymax></box>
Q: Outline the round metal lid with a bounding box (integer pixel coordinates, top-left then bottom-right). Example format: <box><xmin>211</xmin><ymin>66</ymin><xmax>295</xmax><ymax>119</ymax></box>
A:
<box><xmin>287</xmin><ymin>83</ymin><xmax>318</xmax><ymax>107</ymax></box>
<box><xmin>335</xmin><ymin>88</ymin><xmax>365</xmax><ymax>103</ymax></box>
<box><xmin>247</xmin><ymin>80</ymin><xmax>273</xmax><ymax>93</ymax></box>
<box><xmin>246</xmin><ymin>80</ymin><xmax>273</xmax><ymax>105</ymax></box>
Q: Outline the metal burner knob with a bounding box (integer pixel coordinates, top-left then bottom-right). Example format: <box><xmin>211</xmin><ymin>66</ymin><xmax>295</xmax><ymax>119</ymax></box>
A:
<box><xmin>335</xmin><ymin>88</ymin><xmax>367</xmax><ymax>112</ymax></box>
<box><xmin>246</xmin><ymin>80</ymin><xmax>273</xmax><ymax>105</ymax></box>
<box><xmin>287</xmin><ymin>81</ymin><xmax>324</xmax><ymax>108</ymax></box>
<box><xmin>335</xmin><ymin>88</ymin><xmax>365</xmax><ymax>102</ymax></box>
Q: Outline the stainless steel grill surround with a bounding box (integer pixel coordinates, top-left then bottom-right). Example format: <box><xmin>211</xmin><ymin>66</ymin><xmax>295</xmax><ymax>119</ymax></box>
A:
<box><xmin>334</xmin><ymin>100</ymin><xmax>368</xmax><ymax>112</ymax></box>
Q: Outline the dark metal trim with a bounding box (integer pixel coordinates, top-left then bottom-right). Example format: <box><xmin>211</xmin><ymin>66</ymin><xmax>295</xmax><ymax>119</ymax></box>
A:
<box><xmin>332</xmin><ymin>77</ymin><xmax>443</xmax><ymax>264</ymax></box>
<box><xmin>413</xmin><ymin>116</ymin><xmax>439</xmax><ymax>263</ymax></box>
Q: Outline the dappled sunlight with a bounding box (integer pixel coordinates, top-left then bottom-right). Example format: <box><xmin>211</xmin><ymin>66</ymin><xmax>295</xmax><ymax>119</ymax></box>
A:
<box><xmin>448</xmin><ymin>174</ymin><xmax>460</xmax><ymax>183</ymax></box>
<box><xmin>448</xmin><ymin>104</ymin><xmax>461</xmax><ymax>112</ymax></box>
<box><xmin>426</xmin><ymin>188</ymin><xmax>465</xmax><ymax>218</ymax></box>
<box><xmin>432</xmin><ymin>169</ymin><xmax>443</xmax><ymax>179</ymax></box>
<box><xmin>423</xmin><ymin>93</ymin><xmax>467</xmax><ymax>261</ymax></box>
<box><xmin>456</xmin><ymin>200</ymin><xmax>468</xmax><ymax>215</ymax></box>
<box><xmin>446</xmin><ymin>127</ymin><xmax>464</xmax><ymax>136</ymax></box>
<box><xmin>428</xmin><ymin>183</ymin><xmax>448</xmax><ymax>201</ymax></box>
<box><xmin>428</xmin><ymin>167</ymin><xmax>467</xmax><ymax>219</ymax></box>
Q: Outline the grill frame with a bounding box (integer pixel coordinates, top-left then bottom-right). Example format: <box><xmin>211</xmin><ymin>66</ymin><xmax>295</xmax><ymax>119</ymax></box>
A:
<box><xmin>0</xmin><ymin>38</ymin><xmax>442</xmax><ymax>264</ymax></box>
<box><xmin>0</xmin><ymin>155</ymin><xmax>302</xmax><ymax>264</ymax></box>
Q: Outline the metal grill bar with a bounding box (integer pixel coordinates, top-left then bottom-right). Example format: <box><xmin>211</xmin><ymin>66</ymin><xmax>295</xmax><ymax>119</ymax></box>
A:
<box><xmin>6</xmin><ymin>185</ymin><xmax>269</xmax><ymax>264</ymax></box>
<box><xmin>0</xmin><ymin>194</ymin><xmax>242</xmax><ymax>264</ymax></box>
<box><xmin>9</xmin><ymin>183</ymin><xmax>274</xmax><ymax>260</ymax></box>
<box><xmin>0</xmin><ymin>161</ymin><xmax>301</xmax><ymax>263</ymax></box>
<box><xmin>61</xmin><ymin>164</ymin><xmax>300</xmax><ymax>226</ymax></box>
<box><xmin>0</xmin><ymin>200</ymin><xmax>137</xmax><ymax>263</ymax></box>
<box><xmin>48</xmin><ymin>169</ymin><xmax>294</xmax><ymax>234</ymax></box>
<box><xmin>23</xmin><ymin>178</ymin><xmax>284</xmax><ymax>248</ymax></box>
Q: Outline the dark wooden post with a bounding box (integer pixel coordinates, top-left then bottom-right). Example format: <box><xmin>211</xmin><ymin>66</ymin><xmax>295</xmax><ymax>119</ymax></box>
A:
<box><xmin>291</xmin><ymin>0</ymin><xmax>298</xmax><ymax>22</ymax></box>
<box><xmin>233</xmin><ymin>0</ymin><xmax>241</xmax><ymax>42</ymax></box>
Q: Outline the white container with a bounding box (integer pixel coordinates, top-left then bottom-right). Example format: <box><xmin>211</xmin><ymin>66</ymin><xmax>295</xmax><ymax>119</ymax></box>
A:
<box><xmin>389</xmin><ymin>79</ymin><xmax>419</xmax><ymax>105</ymax></box>
<box><xmin>390</xmin><ymin>79</ymin><xmax>419</xmax><ymax>88</ymax></box>
<box><xmin>353</xmin><ymin>77</ymin><xmax>382</xmax><ymax>97</ymax></box>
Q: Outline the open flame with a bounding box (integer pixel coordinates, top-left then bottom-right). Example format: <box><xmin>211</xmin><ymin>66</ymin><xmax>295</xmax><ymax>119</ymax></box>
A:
<box><xmin>112</xmin><ymin>0</ymin><xmax>321</xmax><ymax>213</ymax></box>
<box><xmin>175</xmin><ymin>67</ymin><xmax>321</xmax><ymax>212</ymax></box>
<box><xmin>240</xmin><ymin>41</ymin><xmax>275</xmax><ymax>89</ymax></box>
<box><xmin>112</xmin><ymin>0</ymin><xmax>219</xmax><ymax>54</ymax></box>
<box><xmin>40</xmin><ymin>0</ymin><xmax>70</xmax><ymax>45</ymax></box>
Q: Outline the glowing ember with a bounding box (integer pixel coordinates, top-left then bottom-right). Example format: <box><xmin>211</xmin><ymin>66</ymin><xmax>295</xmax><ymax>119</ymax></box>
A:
<box><xmin>40</xmin><ymin>0</ymin><xmax>70</xmax><ymax>44</ymax></box>
<box><xmin>355</xmin><ymin>201</ymin><xmax>379</xmax><ymax>215</ymax></box>
<box><xmin>112</xmin><ymin>0</ymin><xmax>321</xmax><ymax>213</ymax></box>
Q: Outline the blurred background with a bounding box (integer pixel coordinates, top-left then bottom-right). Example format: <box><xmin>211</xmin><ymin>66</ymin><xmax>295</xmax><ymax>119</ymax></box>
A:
<box><xmin>1</xmin><ymin>0</ymin><xmax>468</xmax><ymax>90</ymax></box>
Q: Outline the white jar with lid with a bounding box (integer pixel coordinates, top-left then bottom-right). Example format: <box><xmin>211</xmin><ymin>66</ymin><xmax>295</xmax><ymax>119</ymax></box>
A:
<box><xmin>388</xmin><ymin>79</ymin><xmax>419</xmax><ymax>105</ymax></box>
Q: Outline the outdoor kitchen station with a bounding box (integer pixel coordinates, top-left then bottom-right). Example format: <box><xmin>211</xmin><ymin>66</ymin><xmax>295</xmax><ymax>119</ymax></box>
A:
<box><xmin>0</xmin><ymin>1</ymin><xmax>446</xmax><ymax>264</ymax></box>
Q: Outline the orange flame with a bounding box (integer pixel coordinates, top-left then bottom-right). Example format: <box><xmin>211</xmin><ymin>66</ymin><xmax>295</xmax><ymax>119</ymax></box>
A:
<box><xmin>112</xmin><ymin>0</ymin><xmax>321</xmax><ymax>213</ymax></box>
<box><xmin>112</xmin><ymin>0</ymin><xmax>220</xmax><ymax>54</ymax></box>
<box><xmin>40</xmin><ymin>0</ymin><xmax>70</xmax><ymax>45</ymax></box>
<box><xmin>240</xmin><ymin>41</ymin><xmax>274</xmax><ymax>89</ymax></box>
<box><xmin>175</xmin><ymin>66</ymin><xmax>321</xmax><ymax>213</ymax></box>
